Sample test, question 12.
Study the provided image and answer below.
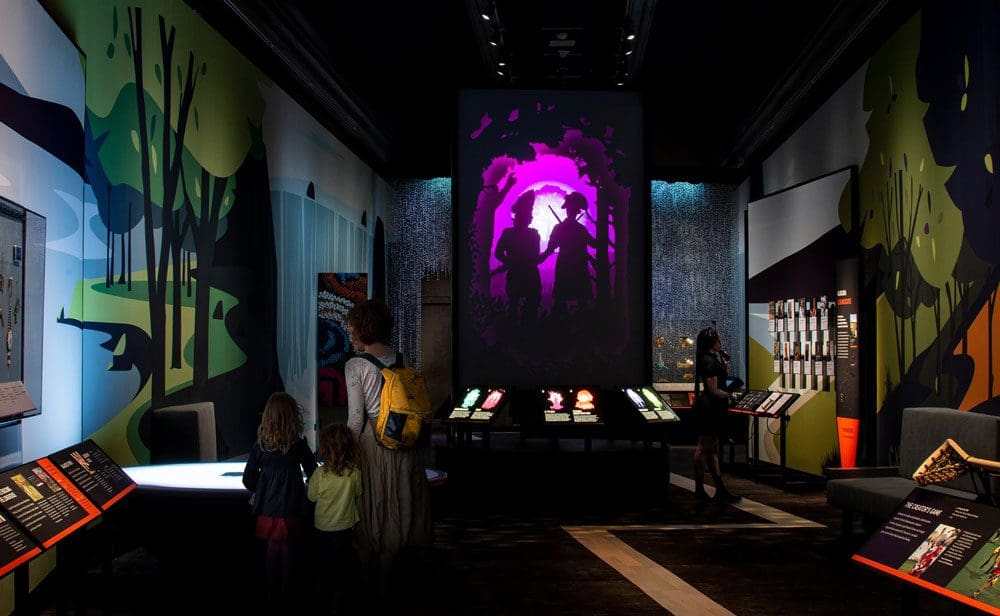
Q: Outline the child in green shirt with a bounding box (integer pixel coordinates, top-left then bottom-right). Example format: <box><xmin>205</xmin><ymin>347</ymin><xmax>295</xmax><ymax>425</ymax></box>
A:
<box><xmin>308</xmin><ymin>423</ymin><xmax>362</xmax><ymax>608</ymax></box>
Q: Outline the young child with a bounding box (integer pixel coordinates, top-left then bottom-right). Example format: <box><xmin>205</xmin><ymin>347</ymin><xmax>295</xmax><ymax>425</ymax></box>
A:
<box><xmin>242</xmin><ymin>392</ymin><xmax>317</xmax><ymax>604</ymax></box>
<box><xmin>309</xmin><ymin>423</ymin><xmax>363</xmax><ymax>609</ymax></box>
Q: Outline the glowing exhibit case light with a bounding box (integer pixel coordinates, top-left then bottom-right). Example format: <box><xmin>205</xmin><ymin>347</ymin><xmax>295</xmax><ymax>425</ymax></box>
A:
<box><xmin>623</xmin><ymin>387</ymin><xmax>679</xmax><ymax>422</ymax></box>
<box><xmin>449</xmin><ymin>387</ymin><xmax>507</xmax><ymax>421</ymax></box>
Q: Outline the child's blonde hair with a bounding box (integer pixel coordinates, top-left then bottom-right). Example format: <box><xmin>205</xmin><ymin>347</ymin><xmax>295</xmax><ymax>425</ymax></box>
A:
<box><xmin>257</xmin><ymin>392</ymin><xmax>303</xmax><ymax>453</ymax></box>
<box><xmin>316</xmin><ymin>424</ymin><xmax>361</xmax><ymax>476</ymax></box>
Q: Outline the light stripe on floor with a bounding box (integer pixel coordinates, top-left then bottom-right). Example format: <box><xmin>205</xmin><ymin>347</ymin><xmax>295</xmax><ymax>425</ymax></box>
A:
<box><xmin>563</xmin><ymin>473</ymin><xmax>824</xmax><ymax>612</ymax></box>
<box><xmin>668</xmin><ymin>472</ymin><xmax>824</xmax><ymax>528</ymax></box>
<box><xmin>564</xmin><ymin>526</ymin><xmax>736</xmax><ymax>616</ymax></box>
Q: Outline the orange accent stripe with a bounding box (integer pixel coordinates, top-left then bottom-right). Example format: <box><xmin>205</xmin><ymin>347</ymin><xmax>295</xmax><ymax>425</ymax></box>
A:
<box><xmin>853</xmin><ymin>555</ymin><xmax>1000</xmax><ymax>614</ymax></box>
<box><xmin>101</xmin><ymin>482</ymin><xmax>136</xmax><ymax>510</ymax></box>
<box><xmin>954</xmin><ymin>281</ymin><xmax>1000</xmax><ymax>411</ymax></box>
<box><xmin>836</xmin><ymin>417</ymin><xmax>860</xmax><ymax>468</ymax></box>
<box><xmin>41</xmin><ymin>515</ymin><xmax>96</xmax><ymax>549</ymax></box>
<box><xmin>35</xmin><ymin>458</ymin><xmax>101</xmax><ymax>547</ymax></box>
<box><xmin>0</xmin><ymin>546</ymin><xmax>41</xmax><ymax>578</ymax></box>
<box><xmin>37</xmin><ymin>459</ymin><xmax>101</xmax><ymax>517</ymax></box>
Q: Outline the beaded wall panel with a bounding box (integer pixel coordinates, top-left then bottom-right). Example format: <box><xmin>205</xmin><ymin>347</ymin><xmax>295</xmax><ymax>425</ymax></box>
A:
<box><xmin>387</xmin><ymin>178</ymin><xmax>453</xmax><ymax>370</ymax></box>
<box><xmin>651</xmin><ymin>181</ymin><xmax>741</xmax><ymax>384</ymax></box>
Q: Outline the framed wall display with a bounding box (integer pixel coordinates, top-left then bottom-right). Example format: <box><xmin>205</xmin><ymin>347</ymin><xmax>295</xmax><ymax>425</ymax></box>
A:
<box><xmin>746</xmin><ymin>167</ymin><xmax>858</xmax><ymax>475</ymax></box>
<box><xmin>317</xmin><ymin>273</ymin><xmax>368</xmax><ymax>428</ymax></box>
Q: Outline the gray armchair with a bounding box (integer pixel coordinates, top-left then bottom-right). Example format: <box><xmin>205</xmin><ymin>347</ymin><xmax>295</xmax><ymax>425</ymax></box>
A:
<box><xmin>150</xmin><ymin>401</ymin><xmax>218</xmax><ymax>463</ymax></box>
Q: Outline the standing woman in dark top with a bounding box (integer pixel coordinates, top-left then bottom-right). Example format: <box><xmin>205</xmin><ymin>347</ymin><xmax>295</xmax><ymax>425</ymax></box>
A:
<box><xmin>243</xmin><ymin>392</ymin><xmax>317</xmax><ymax>604</ymax></box>
<box><xmin>692</xmin><ymin>327</ymin><xmax>741</xmax><ymax>503</ymax></box>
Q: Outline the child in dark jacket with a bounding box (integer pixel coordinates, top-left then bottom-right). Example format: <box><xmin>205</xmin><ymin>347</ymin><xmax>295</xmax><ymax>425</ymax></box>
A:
<box><xmin>243</xmin><ymin>392</ymin><xmax>317</xmax><ymax>604</ymax></box>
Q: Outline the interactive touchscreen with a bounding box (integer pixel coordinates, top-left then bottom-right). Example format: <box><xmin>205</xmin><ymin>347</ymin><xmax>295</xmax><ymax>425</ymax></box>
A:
<box><xmin>450</xmin><ymin>387</ymin><xmax>483</xmax><ymax>420</ymax></box>
<box><xmin>730</xmin><ymin>389</ymin><xmax>772</xmax><ymax>413</ymax></box>
<box><xmin>0</xmin><ymin>460</ymin><xmax>100</xmax><ymax>548</ymax></box>
<box><xmin>0</xmin><ymin>511</ymin><xmax>40</xmax><ymax>578</ymax></box>
<box><xmin>623</xmin><ymin>387</ymin><xmax>678</xmax><ymax>422</ymax></box>
<box><xmin>854</xmin><ymin>488</ymin><xmax>1000</xmax><ymax>613</ymax></box>
<box><xmin>449</xmin><ymin>387</ymin><xmax>508</xmax><ymax>421</ymax></box>
<box><xmin>570</xmin><ymin>388</ymin><xmax>600</xmax><ymax>423</ymax></box>
<box><xmin>47</xmin><ymin>440</ymin><xmax>136</xmax><ymax>510</ymax></box>
<box><xmin>542</xmin><ymin>388</ymin><xmax>572</xmax><ymax>423</ymax></box>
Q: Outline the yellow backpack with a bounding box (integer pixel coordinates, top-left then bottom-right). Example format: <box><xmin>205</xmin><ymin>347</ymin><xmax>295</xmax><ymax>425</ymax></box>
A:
<box><xmin>360</xmin><ymin>353</ymin><xmax>432</xmax><ymax>449</ymax></box>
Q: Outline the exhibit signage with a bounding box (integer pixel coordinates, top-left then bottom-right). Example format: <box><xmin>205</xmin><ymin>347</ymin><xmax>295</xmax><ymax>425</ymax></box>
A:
<box><xmin>0</xmin><ymin>511</ymin><xmax>40</xmax><ymax>578</ymax></box>
<box><xmin>622</xmin><ymin>387</ymin><xmax>679</xmax><ymax>422</ymax></box>
<box><xmin>834</xmin><ymin>258</ymin><xmax>861</xmax><ymax>468</ymax></box>
<box><xmin>47</xmin><ymin>440</ymin><xmax>136</xmax><ymax>510</ymax></box>
<box><xmin>448</xmin><ymin>387</ymin><xmax>507</xmax><ymax>422</ymax></box>
<box><xmin>0</xmin><ymin>380</ymin><xmax>37</xmax><ymax>420</ymax></box>
<box><xmin>854</xmin><ymin>488</ymin><xmax>1000</xmax><ymax>614</ymax></box>
<box><xmin>0</xmin><ymin>459</ymin><xmax>100</xmax><ymax>548</ymax></box>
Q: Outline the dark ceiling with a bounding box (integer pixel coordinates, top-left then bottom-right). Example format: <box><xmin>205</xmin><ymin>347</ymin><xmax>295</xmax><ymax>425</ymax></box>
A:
<box><xmin>188</xmin><ymin>0</ymin><xmax>917</xmax><ymax>183</ymax></box>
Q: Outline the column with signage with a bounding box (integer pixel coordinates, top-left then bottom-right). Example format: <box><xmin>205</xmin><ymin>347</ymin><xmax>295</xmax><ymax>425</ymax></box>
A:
<box><xmin>834</xmin><ymin>259</ymin><xmax>861</xmax><ymax>468</ymax></box>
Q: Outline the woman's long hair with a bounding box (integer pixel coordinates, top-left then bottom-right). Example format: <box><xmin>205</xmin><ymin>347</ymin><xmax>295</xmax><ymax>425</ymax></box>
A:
<box><xmin>317</xmin><ymin>424</ymin><xmax>361</xmax><ymax>476</ymax></box>
<box><xmin>693</xmin><ymin>327</ymin><xmax>720</xmax><ymax>398</ymax></box>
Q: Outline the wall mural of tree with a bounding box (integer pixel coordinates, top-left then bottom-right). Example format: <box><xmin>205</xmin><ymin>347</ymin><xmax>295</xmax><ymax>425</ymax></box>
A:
<box><xmin>51</xmin><ymin>0</ymin><xmax>278</xmax><ymax>463</ymax></box>
<box><xmin>845</xmin><ymin>5</ymin><xmax>1000</xmax><ymax>462</ymax></box>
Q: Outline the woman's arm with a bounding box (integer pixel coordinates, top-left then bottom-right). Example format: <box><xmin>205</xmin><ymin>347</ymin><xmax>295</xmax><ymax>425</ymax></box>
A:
<box><xmin>704</xmin><ymin>376</ymin><xmax>731</xmax><ymax>400</ymax></box>
<box><xmin>346</xmin><ymin>359</ymin><xmax>366</xmax><ymax>437</ymax></box>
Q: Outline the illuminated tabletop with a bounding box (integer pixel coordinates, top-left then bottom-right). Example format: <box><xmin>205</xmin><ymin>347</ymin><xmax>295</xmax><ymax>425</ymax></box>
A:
<box><xmin>124</xmin><ymin>461</ymin><xmax>447</xmax><ymax>491</ymax></box>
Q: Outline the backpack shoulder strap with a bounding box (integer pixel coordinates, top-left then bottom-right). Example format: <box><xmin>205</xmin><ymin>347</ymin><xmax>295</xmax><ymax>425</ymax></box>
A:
<box><xmin>357</xmin><ymin>352</ymin><xmax>386</xmax><ymax>372</ymax></box>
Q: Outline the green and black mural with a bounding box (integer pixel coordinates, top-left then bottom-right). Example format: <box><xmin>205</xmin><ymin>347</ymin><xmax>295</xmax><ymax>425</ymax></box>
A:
<box><xmin>31</xmin><ymin>0</ymin><xmax>389</xmax><ymax>464</ymax></box>
<box><xmin>841</xmin><ymin>2</ymin><xmax>1000</xmax><ymax>462</ymax></box>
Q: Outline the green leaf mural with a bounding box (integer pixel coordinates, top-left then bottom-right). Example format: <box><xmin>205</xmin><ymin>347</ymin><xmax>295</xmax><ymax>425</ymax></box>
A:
<box><xmin>855</xmin><ymin>13</ymin><xmax>965</xmax><ymax>402</ymax></box>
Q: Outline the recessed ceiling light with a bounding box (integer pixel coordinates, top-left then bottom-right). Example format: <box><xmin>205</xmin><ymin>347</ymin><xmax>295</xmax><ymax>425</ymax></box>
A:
<box><xmin>498</xmin><ymin>61</ymin><xmax>506</xmax><ymax>67</ymax></box>
<box><xmin>497</xmin><ymin>70</ymin><xmax>505</xmax><ymax>76</ymax></box>
<box><xmin>481</xmin><ymin>13</ymin><xmax>490</xmax><ymax>21</ymax></box>
<box><xmin>626</xmin><ymin>32</ymin><xmax>636</xmax><ymax>41</ymax></box>
<box><xmin>625</xmin><ymin>49</ymin><xmax>633</xmax><ymax>56</ymax></box>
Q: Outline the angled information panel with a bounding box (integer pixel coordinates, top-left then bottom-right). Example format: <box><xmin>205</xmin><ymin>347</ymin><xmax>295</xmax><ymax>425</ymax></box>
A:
<box><xmin>541</xmin><ymin>387</ymin><xmax>603</xmax><ymax>424</ymax></box>
<box><xmin>48</xmin><ymin>440</ymin><xmax>136</xmax><ymax>510</ymax></box>
<box><xmin>622</xmin><ymin>387</ymin><xmax>679</xmax><ymax>422</ymax></box>
<box><xmin>0</xmin><ymin>459</ymin><xmax>100</xmax><ymax>548</ymax></box>
<box><xmin>449</xmin><ymin>387</ymin><xmax>508</xmax><ymax>422</ymax></box>
<box><xmin>0</xmin><ymin>511</ymin><xmax>40</xmax><ymax>578</ymax></box>
<box><xmin>854</xmin><ymin>488</ymin><xmax>1000</xmax><ymax>614</ymax></box>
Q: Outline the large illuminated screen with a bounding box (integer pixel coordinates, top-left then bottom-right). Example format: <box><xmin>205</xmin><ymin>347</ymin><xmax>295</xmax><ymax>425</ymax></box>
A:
<box><xmin>456</xmin><ymin>90</ymin><xmax>646</xmax><ymax>387</ymax></box>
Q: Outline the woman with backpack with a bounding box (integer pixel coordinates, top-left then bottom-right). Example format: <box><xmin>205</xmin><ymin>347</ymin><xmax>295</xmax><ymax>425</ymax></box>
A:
<box><xmin>344</xmin><ymin>298</ymin><xmax>432</xmax><ymax>600</ymax></box>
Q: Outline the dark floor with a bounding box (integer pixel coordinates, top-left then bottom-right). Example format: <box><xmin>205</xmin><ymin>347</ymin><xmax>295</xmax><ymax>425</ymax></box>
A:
<box><xmin>30</xmin><ymin>433</ymin><xmax>984</xmax><ymax>615</ymax></box>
